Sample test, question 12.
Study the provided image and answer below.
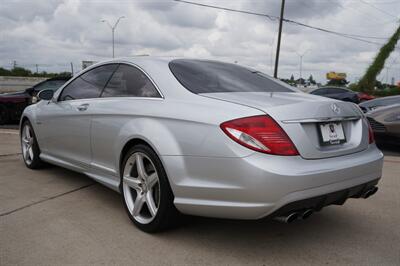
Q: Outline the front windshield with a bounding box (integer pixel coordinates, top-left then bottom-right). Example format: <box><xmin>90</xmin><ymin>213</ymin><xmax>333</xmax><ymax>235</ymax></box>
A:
<box><xmin>34</xmin><ymin>80</ymin><xmax>67</xmax><ymax>92</ymax></box>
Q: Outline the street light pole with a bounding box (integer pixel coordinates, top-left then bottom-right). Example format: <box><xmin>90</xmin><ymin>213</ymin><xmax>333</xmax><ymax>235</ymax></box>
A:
<box><xmin>296</xmin><ymin>49</ymin><xmax>310</xmax><ymax>84</ymax></box>
<box><xmin>101</xmin><ymin>16</ymin><xmax>125</xmax><ymax>58</ymax></box>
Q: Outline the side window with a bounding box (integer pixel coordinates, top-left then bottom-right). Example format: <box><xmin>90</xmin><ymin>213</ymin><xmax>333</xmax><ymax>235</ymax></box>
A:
<box><xmin>59</xmin><ymin>64</ymin><xmax>118</xmax><ymax>101</ymax></box>
<box><xmin>101</xmin><ymin>65</ymin><xmax>160</xmax><ymax>98</ymax></box>
<box><xmin>328</xmin><ymin>88</ymin><xmax>344</xmax><ymax>94</ymax></box>
<box><xmin>312</xmin><ymin>89</ymin><xmax>326</xmax><ymax>95</ymax></box>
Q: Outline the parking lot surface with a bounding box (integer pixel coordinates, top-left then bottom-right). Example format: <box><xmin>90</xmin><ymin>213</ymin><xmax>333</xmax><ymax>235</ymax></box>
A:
<box><xmin>1</xmin><ymin>129</ymin><xmax>399</xmax><ymax>265</ymax></box>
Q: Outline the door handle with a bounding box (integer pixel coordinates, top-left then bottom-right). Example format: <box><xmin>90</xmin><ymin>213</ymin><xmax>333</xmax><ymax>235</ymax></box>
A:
<box><xmin>77</xmin><ymin>103</ymin><xmax>89</xmax><ymax>111</ymax></box>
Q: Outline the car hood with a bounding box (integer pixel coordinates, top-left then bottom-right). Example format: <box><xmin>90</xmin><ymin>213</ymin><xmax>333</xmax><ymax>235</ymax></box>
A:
<box><xmin>0</xmin><ymin>90</ymin><xmax>28</xmax><ymax>98</ymax></box>
<box><xmin>367</xmin><ymin>104</ymin><xmax>400</xmax><ymax>118</ymax></box>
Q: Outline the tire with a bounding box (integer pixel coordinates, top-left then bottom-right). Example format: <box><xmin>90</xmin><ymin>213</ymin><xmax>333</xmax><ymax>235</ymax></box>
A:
<box><xmin>0</xmin><ymin>105</ymin><xmax>9</xmax><ymax>125</ymax></box>
<box><xmin>20</xmin><ymin>120</ymin><xmax>45</xmax><ymax>169</ymax></box>
<box><xmin>120</xmin><ymin>144</ymin><xmax>179</xmax><ymax>233</ymax></box>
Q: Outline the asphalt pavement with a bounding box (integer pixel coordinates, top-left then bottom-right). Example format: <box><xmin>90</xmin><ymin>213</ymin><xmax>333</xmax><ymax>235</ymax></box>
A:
<box><xmin>1</xmin><ymin>129</ymin><xmax>399</xmax><ymax>265</ymax></box>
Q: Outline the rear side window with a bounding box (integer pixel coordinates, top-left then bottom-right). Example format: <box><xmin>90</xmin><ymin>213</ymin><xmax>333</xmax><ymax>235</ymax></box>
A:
<box><xmin>59</xmin><ymin>64</ymin><xmax>118</xmax><ymax>101</ymax></box>
<box><xmin>327</xmin><ymin>88</ymin><xmax>346</xmax><ymax>94</ymax></box>
<box><xmin>311</xmin><ymin>89</ymin><xmax>327</xmax><ymax>95</ymax></box>
<box><xmin>169</xmin><ymin>59</ymin><xmax>294</xmax><ymax>94</ymax></box>
<box><xmin>101</xmin><ymin>65</ymin><xmax>160</xmax><ymax>98</ymax></box>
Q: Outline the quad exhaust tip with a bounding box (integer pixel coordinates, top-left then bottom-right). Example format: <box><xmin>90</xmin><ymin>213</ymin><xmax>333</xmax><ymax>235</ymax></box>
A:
<box><xmin>274</xmin><ymin>209</ymin><xmax>314</xmax><ymax>223</ymax></box>
<box><xmin>362</xmin><ymin>186</ymin><xmax>378</xmax><ymax>199</ymax></box>
<box><xmin>274</xmin><ymin>186</ymin><xmax>379</xmax><ymax>224</ymax></box>
<box><xmin>301</xmin><ymin>209</ymin><xmax>314</xmax><ymax>220</ymax></box>
<box><xmin>274</xmin><ymin>212</ymin><xmax>299</xmax><ymax>223</ymax></box>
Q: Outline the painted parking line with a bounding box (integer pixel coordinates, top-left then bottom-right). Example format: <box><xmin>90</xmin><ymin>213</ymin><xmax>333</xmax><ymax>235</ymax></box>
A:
<box><xmin>0</xmin><ymin>130</ymin><xmax>19</xmax><ymax>135</ymax></box>
<box><xmin>384</xmin><ymin>159</ymin><xmax>400</xmax><ymax>164</ymax></box>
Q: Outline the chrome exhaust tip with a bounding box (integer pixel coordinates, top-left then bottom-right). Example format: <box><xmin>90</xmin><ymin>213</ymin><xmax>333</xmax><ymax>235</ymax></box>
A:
<box><xmin>301</xmin><ymin>209</ymin><xmax>314</xmax><ymax>220</ymax></box>
<box><xmin>362</xmin><ymin>186</ymin><xmax>378</xmax><ymax>199</ymax></box>
<box><xmin>274</xmin><ymin>212</ymin><xmax>299</xmax><ymax>223</ymax></box>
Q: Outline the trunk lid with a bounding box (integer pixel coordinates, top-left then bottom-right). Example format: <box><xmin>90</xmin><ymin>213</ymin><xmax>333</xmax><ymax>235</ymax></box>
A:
<box><xmin>201</xmin><ymin>92</ymin><xmax>367</xmax><ymax>159</ymax></box>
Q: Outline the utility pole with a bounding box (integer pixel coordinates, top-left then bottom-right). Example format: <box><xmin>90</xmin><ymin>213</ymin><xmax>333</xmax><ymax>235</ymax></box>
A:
<box><xmin>70</xmin><ymin>62</ymin><xmax>74</xmax><ymax>76</ymax></box>
<box><xmin>13</xmin><ymin>60</ymin><xmax>17</xmax><ymax>69</ymax></box>
<box><xmin>274</xmin><ymin>0</ymin><xmax>285</xmax><ymax>78</ymax></box>
<box><xmin>35</xmin><ymin>64</ymin><xmax>39</xmax><ymax>73</ymax></box>
<box><xmin>102</xmin><ymin>16</ymin><xmax>125</xmax><ymax>58</ymax></box>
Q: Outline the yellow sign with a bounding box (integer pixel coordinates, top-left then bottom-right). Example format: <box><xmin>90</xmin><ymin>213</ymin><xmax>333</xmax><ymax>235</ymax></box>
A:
<box><xmin>326</xmin><ymin>72</ymin><xmax>347</xmax><ymax>80</ymax></box>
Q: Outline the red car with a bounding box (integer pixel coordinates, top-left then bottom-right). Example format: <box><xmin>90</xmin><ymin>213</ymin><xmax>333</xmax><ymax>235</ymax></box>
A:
<box><xmin>357</xmin><ymin>92</ymin><xmax>375</xmax><ymax>102</ymax></box>
<box><xmin>0</xmin><ymin>76</ymin><xmax>70</xmax><ymax>124</ymax></box>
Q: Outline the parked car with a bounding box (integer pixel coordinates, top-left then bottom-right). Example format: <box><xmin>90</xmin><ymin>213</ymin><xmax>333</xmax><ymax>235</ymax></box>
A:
<box><xmin>310</xmin><ymin>87</ymin><xmax>360</xmax><ymax>103</ymax></box>
<box><xmin>366</xmin><ymin>104</ymin><xmax>400</xmax><ymax>144</ymax></box>
<box><xmin>357</xmin><ymin>92</ymin><xmax>375</xmax><ymax>102</ymax></box>
<box><xmin>359</xmin><ymin>95</ymin><xmax>400</xmax><ymax>113</ymax></box>
<box><xmin>0</xmin><ymin>76</ymin><xmax>70</xmax><ymax>124</ymax></box>
<box><xmin>20</xmin><ymin>58</ymin><xmax>383</xmax><ymax>232</ymax></box>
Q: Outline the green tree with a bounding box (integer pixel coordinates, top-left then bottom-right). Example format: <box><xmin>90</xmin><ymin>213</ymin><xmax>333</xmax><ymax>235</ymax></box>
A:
<box><xmin>308</xmin><ymin>75</ymin><xmax>316</xmax><ymax>85</ymax></box>
<box><xmin>0</xmin><ymin>67</ymin><xmax>11</xmax><ymax>76</ymax></box>
<box><xmin>357</xmin><ymin>25</ymin><xmax>400</xmax><ymax>93</ymax></box>
<box><xmin>11</xmin><ymin>67</ymin><xmax>32</xmax><ymax>76</ymax></box>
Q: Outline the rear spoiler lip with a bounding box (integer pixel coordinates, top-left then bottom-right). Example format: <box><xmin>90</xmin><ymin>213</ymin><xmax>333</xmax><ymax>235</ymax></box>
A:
<box><xmin>282</xmin><ymin>115</ymin><xmax>361</xmax><ymax>124</ymax></box>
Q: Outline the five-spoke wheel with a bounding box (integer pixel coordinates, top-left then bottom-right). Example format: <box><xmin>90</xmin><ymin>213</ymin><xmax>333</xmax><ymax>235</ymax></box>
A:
<box><xmin>121</xmin><ymin>144</ymin><xmax>178</xmax><ymax>232</ymax></box>
<box><xmin>123</xmin><ymin>152</ymin><xmax>160</xmax><ymax>224</ymax></box>
<box><xmin>21</xmin><ymin>123</ymin><xmax>35</xmax><ymax>165</ymax></box>
<box><xmin>20</xmin><ymin>120</ymin><xmax>44</xmax><ymax>169</ymax></box>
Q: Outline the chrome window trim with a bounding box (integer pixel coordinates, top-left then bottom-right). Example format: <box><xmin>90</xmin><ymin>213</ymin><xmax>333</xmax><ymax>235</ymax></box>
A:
<box><xmin>54</xmin><ymin>60</ymin><xmax>165</xmax><ymax>102</ymax></box>
<box><xmin>117</xmin><ymin>61</ymin><xmax>165</xmax><ymax>99</ymax></box>
<box><xmin>55</xmin><ymin>62</ymin><xmax>120</xmax><ymax>102</ymax></box>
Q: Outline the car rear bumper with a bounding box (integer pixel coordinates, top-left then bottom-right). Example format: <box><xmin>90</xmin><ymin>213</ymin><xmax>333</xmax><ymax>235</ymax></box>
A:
<box><xmin>268</xmin><ymin>178</ymin><xmax>379</xmax><ymax>218</ymax></box>
<box><xmin>162</xmin><ymin>144</ymin><xmax>383</xmax><ymax>219</ymax></box>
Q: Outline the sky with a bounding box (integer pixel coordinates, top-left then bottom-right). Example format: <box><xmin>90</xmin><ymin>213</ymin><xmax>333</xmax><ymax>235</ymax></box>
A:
<box><xmin>1</xmin><ymin>0</ymin><xmax>399</xmax><ymax>84</ymax></box>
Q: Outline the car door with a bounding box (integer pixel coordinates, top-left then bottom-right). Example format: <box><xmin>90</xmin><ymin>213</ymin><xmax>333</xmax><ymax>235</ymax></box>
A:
<box><xmin>35</xmin><ymin>64</ymin><xmax>118</xmax><ymax>168</ymax></box>
<box><xmin>89</xmin><ymin>64</ymin><xmax>162</xmax><ymax>176</ymax></box>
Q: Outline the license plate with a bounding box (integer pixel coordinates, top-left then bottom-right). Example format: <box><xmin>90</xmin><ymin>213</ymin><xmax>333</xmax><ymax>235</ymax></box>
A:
<box><xmin>318</xmin><ymin>122</ymin><xmax>346</xmax><ymax>146</ymax></box>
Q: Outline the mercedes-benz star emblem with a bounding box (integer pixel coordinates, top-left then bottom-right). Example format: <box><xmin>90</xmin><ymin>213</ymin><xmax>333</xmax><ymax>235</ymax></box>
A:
<box><xmin>331</xmin><ymin>103</ymin><xmax>340</xmax><ymax>114</ymax></box>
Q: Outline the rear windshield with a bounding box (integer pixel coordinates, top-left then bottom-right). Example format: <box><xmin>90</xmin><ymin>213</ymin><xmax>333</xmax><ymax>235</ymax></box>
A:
<box><xmin>169</xmin><ymin>59</ymin><xmax>294</xmax><ymax>94</ymax></box>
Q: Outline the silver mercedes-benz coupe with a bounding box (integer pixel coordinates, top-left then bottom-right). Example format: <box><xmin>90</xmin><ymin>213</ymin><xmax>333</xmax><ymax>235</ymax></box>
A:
<box><xmin>20</xmin><ymin>57</ymin><xmax>383</xmax><ymax>232</ymax></box>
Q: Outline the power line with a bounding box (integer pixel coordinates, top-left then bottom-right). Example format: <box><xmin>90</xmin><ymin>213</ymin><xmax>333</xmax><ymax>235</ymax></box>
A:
<box><xmin>283</xmin><ymin>18</ymin><xmax>384</xmax><ymax>44</ymax></box>
<box><xmin>330</xmin><ymin>0</ymin><xmax>389</xmax><ymax>25</ymax></box>
<box><xmin>325</xmin><ymin>0</ymin><xmax>389</xmax><ymax>28</ymax></box>
<box><xmin>174</xmin><ymin>0</ymin><xmax>387</xmax><ymax>45</ymax></box>
<box><xmin>358</xmin><ymin>0</ymin><xmax>398</xmax><ymax>18</ymax></box>
<box><xmin>174</xmin><ymin>0</ymin><xmax>277</xmax><ymax>21</ymax></box>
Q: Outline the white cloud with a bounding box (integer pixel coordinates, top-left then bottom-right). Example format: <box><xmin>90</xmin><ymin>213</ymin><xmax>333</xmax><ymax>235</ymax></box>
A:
<box><xmin>0</xmin><ymin>0</ymin><xmax>399</xmax><ymax>83</ymax></box>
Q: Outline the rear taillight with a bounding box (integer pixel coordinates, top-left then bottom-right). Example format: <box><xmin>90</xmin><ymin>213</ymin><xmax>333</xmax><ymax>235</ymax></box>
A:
<box><xmin>220</xmin><ymin>115</ymin><xmax>299</xmax><ymax>156</ymax></box>
<box><xmin>367</xmin><ymin>119</ymin><xmax>375</xmax><ymax>144</ymax></box>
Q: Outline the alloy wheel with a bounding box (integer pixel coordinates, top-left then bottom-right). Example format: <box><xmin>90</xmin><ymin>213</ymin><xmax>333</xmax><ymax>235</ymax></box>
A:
<box><xmin>21</xmin><ymin>124</ymin><xmax>34</xmax><ymax>165</ymax></box>
<box><xmin>122</xmin><ymin>152</ymin><xmax>160</xmax><ymax>224</ymax></box>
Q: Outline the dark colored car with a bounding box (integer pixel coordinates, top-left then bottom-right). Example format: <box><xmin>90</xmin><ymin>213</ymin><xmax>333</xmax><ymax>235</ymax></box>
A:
<box><xmin>310</xmin><ymin>87</ymin><xmax>360</xmax><ymax>103</ymax></box>
<box><xmin>359</xmin><ymin>95</ymin><xmax>400</xmax><ymax>113</ymax></box>
<box><xmin>0</xmin><ymin>76</ymin><xmax>70</xmax><ymax>124</ymax></box>
<box><xmin>366</xmin><ymin>104</ymin><xmax>400</xmax><ymax>145</ymax></box>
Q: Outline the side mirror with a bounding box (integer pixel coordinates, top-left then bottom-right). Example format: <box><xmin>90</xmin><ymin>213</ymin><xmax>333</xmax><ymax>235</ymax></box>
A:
<box><xmin>37</xmin><ymin>89</ymin><xmax>54</xmax><ymax>101</ymax></box>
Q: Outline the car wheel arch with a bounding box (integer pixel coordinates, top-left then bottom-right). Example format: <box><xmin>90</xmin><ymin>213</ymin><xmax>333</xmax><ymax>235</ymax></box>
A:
<box><xmin>19</xmin><ymin>116</ymin><xmax>33</xmax><ymax>135</ymax></box>
<box><xmin>119</xmin><ymin>138</ymin><xmax>155</xmax><ymax>172</ymax></box>
<box><xmin>117</xmin><ymin>138</ymin><xmax>177</xmax><ymax>196</ymax></box>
